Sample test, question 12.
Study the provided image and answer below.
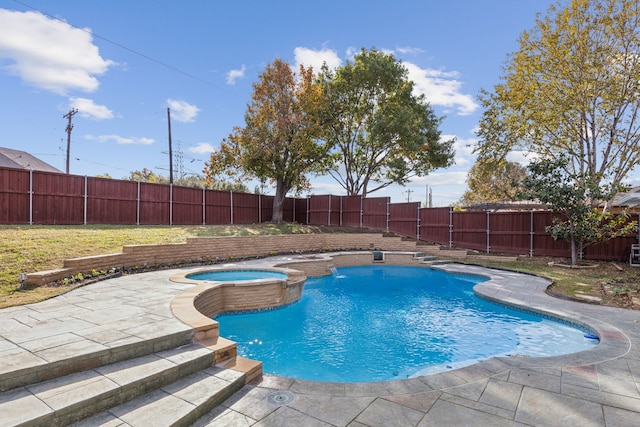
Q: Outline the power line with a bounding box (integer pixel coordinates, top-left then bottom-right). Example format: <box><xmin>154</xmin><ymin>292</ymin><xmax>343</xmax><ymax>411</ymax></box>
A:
<box><xmin>11</xmin><ymin>0</ymin><xmax>220</xmax><ymax>89</ymax></box>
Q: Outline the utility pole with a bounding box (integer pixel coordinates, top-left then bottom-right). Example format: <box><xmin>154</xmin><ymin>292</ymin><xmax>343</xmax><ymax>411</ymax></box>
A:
<box><xmin>167</xmin><ymin>107</ymin><xmax>174</xmax><ymax>184</ymax></box>
<box><xmin>405</xmin><ymin>188</ymin><xmax>413</xmax><ymax>202</ymax></box>
<box><xmin>63</xmin><ymin>108</ymin><xmax>78</xmax><ymax>174</ymax></box>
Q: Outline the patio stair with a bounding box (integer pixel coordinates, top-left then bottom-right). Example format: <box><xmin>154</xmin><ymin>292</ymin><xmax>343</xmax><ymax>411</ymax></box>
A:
<box><xmin>0</xmin><ymin>330</ymin><xmax>259</xmax><ymax>426</ymax></box>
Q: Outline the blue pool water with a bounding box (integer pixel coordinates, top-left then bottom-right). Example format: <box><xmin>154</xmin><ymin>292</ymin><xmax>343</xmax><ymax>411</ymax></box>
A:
<box><xmin>216</xmin><ymin>265</ymin><xmax>598</xmax><ymax>382</ymax></box>
<box><xmin>187</xmin><ymin>269</ymin><xmax>288</xmax><ymax>281</ymax></box>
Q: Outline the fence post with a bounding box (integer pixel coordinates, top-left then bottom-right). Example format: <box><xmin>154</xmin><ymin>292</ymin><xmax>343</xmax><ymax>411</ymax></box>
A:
<box><xmin>486</xmin><ymin>210</ymin><xmax>490</xmax><ymax>253</ymax></box>
<box><xmin>202</xmin><ymin>188</ymin><xmax>206</xmax><ymax>225</ymax></box>
<box><xmin>169</xmin><ymin>183</ymin><xmax>173</xmax><ymax>226</ymax></box>
<box><xmin>306</xmin><ymin>196</ymin><xmax>310</xmax><ymax>225</ymax></box>
<box><xmin>386</xmin><ymin>199</ymin><xmax>390</xmax><ymax>232</ymax></box>
<box><xmin>328</xmin><ymin>194</ymin><xmax>331</xmax><ymax>225</ymax></box>
<box><xmin>84</xmin><ymin>175</ymin><xmax>88</xmax><ymax>225</ymax></box>
<box><xmin>360</xmin><ymin>196</ymin><xmax>363</xmax><ymax>228</ymax></box>
<box><xmin>29</xmin><ymin>169</ymin><xmax>33</xmax><ymax>225</ymax></box>
<box><xmin>416</xmin><ymin>205</ymin><xmax>421</xmax><ymax>241</ymax></box>
<box><xmin>529</xmin><ymin>210</ymin><xmax>534</xmax><ymax>257</ymax></box>
<box><xmin>259</xmin><ymin>193</ymin><xmax>262</xmax><ymax>224</ymax></box>
<box><xmin>339</xmin><ymin>195</ymin><xmax>343</xmax><ymax>226</ymax></box>
<box><xmin>136</xmin><ymin>181</ymin><xmax>140</xmax><ymax>226</ymax></box>
<box><xmin>449</xmin><ymin>207</ymin><xmax>453</xmax><ymax>248</ymax></box>
<box><xmin>230</xmin><ymin>190</ymin><xmax>234</xmax><ymax>224</ymax></box>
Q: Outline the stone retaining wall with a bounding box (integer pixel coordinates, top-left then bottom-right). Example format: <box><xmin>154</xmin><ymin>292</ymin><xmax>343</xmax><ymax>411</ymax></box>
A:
<box><xmin>26</xmin><ymin>233</ymin><xmax>420</xmax><ymax>286</ymax></box>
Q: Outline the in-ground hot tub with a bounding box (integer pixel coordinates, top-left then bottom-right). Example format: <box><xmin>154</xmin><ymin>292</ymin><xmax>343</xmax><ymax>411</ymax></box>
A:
<box><xmin>170</xmin><ymin>267</ymin><xmax>307</xmax><ymax>321</ymax></box>
<box><xmin>186</xmin><ymin>269</ymin><xmax>289</xmax><ymax>282</ymax></box>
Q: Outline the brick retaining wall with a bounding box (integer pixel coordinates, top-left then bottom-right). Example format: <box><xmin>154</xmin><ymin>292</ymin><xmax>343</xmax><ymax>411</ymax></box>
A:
<box><xmin>26</xmin><ymin>233</ymin><xmax>419</xmax><ymax>286</ymax></box>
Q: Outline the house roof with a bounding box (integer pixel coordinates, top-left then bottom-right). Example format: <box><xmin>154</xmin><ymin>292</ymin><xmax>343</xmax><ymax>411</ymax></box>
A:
<box><xmin>613</xmin><ymin>186</ymin><xmax>640</xmax><ymax>207</ymax></box>
<box><xmin>0</xmin><ymin>147</ymin><xmax>62</xmax><ymax>173</ymax></box>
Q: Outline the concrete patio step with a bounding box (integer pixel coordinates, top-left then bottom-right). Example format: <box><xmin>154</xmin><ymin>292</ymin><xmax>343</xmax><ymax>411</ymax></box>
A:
<box><xmin>0</xmin><ymin>327</ymin><xmax>195</xmax><ymax>393</ymax></box>
<box><xmin>73</xmin><ymin>365</ymin><xmax>246</xmax><ymax>427</ymax></box>
<box><xmin>0</xmin><ymin>343</ymin><xmax>216</xmax><ymax>427</ymax></box>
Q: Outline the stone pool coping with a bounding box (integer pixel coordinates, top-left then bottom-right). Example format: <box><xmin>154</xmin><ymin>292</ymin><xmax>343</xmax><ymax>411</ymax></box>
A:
<box><xmin>175</xmin><ymin>252</ymin><xmax>632</xmax><ymax>387</ymax></box>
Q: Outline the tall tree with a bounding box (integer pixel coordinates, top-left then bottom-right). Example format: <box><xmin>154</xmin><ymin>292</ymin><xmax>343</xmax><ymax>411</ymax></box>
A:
<box><xmin>459</xmin><ymin>160</ymin><xmax>527</xmax><ymax>207</ymax></box>
<box><xmin>319</xmin><ymin>48</ymin><xmax>454</xmax><ymax>197</ymax></box>
<box><xmin>204</xmin><ymin>59</ymin><xmax>328</xmax><ymax>223</ymax></box>
<box><xmin>520</xmin><ymin>155</ymin><xmax>635</xmax><ymax>266</ymax></box>
<box><xmin>476</xmin><ymin>0</ymin><xmax>640</xmax><ymax>207</ymax></box>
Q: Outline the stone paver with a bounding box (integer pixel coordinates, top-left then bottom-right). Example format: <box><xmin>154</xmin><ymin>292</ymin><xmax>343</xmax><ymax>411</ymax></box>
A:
<box><xmin>1</xmin><ymin>255</ymin><xmax>639</xmax><ymax>426</ymax></box>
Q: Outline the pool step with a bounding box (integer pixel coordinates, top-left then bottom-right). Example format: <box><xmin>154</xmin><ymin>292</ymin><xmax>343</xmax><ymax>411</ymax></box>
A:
<box><xmin>72</xmin><ymin>366</ymin><xmax>246</xmax><ymax>427</ymax></box>
<box><xmin>0</xmin><ymin>343</ymin><xmax>220</xmax><ymax>426</ymax></box>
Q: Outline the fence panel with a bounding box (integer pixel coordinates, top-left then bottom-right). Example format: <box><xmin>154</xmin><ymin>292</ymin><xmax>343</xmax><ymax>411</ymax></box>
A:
<box><xmin>86</xmin><ymin>177</ymin><xmax>138</xmax><ymax>224</ymax></box>
<box><xmin>172</xmin><ymin>186</ymin><xmax>204</xmax><ymax>225</ymax></box>
<box><xmin>362</xmin><ymin>197</ymin><xmax>389</xmax><ymax>230</ymax></box>
<box><xmin>489</xmin><ymin>211</ymin><xmax>531</xmax><ymax>255</ymax></box>
<box><xmin>388</xmin><ymin>202</ymin><xmax>419</xmax><ymax>238</ymax></box>
<box><xmin>0</xmin><ymin>167</ymin><xmax>30</xmax><ymax>223</ymax></box>
<box><xmin>204</xmin><ymin>190</ymin><xmax>231</xmax><ymax>224</ymax></box>
<box><xmin>419</xmin><ymin>207</ymin><xmax>450</xmax><ymax>245</ymax></box>
<box><xmin>232</xmin><ymin>192</ymin><xmax>260</xmax><ymax>224</ymax></box>
<box><xmin>32</xmin><ymin>172</ymin><xmax>84</xmax><ymax>224</ymax></box>
<box><xmin>452</xmin><ymin>211</ymin><xmax>486</xmax><ymax>252</ymax></box>
<box><xmin>138</xmin><ymin>182</ymin><xmax>170</xmax><ymax>225</ymax></box>
<box><xmin>341</xmin><ymin>196</ymin><xmax>362</xmax><ymax>227</ymax></box>
<box><xmin>531</xmin><ymin>211</ymin><xmax>571</xmax><ymax>257</ymax></box>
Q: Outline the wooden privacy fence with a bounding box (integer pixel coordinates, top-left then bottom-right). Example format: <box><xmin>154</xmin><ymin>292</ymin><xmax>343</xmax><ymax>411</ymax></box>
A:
<box><xmin>1</xmin><ymin>166</ymin><xmax>638</xmax><ymax>261</ymax></box>
<box><xmin>0</xmin><ymin>167</ymin><xmax>300</xmax><ymax>225</ymax></box>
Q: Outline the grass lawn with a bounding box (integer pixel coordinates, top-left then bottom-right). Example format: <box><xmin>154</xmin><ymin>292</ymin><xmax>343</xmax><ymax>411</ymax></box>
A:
<box><xmin>1</xmin><ymin>224</ymin><xmax>638</xmax><ymax>309</ymax></box>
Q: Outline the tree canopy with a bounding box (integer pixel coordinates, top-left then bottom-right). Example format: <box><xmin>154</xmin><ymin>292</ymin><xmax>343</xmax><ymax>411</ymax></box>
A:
<box><xmin>459</xmin><ymin>160</ymin><xmax>527</xmax><ymax>207</ymax></box>
<box><xmin>520</xmin><ymin>155</ymin><xmax>635</xmax><ymax>265</ymax></box>
<box><xmin>476</xmin><ymin>0</ymin><xmax>640</xmax><ymax>205</ymax></box>
<box><xmin>318</xmin><ymin>48</ymin><xmax>455</xmax><ymax>197</ymax></box>
<box><xmin>204</xmin><ymin>59</ymin><xmax>328</xmax><ymax>223</ymax></box>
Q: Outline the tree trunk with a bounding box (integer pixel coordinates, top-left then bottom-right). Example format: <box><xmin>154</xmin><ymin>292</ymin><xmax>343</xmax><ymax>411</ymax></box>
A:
<box><xmin>271</xmin><ymin>180</ymin><xmax>289</xmax><ymax>224</ymax></box>
<box><xmin>570</xmin><ymin>234</ymin><xmax>578</xmax><ymax>266</ymax></box>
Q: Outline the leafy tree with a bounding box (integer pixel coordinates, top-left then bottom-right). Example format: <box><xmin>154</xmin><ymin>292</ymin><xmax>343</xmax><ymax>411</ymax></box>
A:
<box><xmin>318</xmin><ymin>48</ymin><xmax>454</xmax><ymax>197</ymax></box>
<box><xmin>205</xmin><ymin>59</ymin><xmax>328</xmax><ymax>223</ymax></box>
<box><xmin>520</xmin><ymin>155</ymin><xmax>635</xmax><ymax>266</ymax></box>
<box><xmin>126</xmin><ymin>168</ymin><xmax>168</xmax><ymax>184</ymax></box>
<box><xmin>459</xmin><ymin>160</ymin><xmax>527</xmax><ymax>207</ymax></box>
<box><xmin>128</xmin><ymin>169</ymin><xmax>247</xmax><ymax>191</ymax></box>
<box><xmin>476</xmin><ymin>0</ymin><xmax>640</xmax><ymax>208</ymax></box>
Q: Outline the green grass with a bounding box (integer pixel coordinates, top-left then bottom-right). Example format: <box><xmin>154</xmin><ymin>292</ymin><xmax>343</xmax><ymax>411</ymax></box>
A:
<box><xmin>0</xmin><ymin>223</ymin><xmax>324</xmax><ymax>308</ymax></box>
<box><xmin>1</xmin><ymin>224</ymin><xmax>637</xmax><ymax>309</ymax></box>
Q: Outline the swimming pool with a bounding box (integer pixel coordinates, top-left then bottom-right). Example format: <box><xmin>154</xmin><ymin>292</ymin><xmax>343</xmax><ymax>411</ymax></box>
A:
<box><xmin>187</xmin><ymin>269</ymin><xmax>288</xmax><ymax>282</ymax></box>
<box><xmin>216</xmin><ymin>265</ymin><xmax>598</xmax><ymax>382</ymax></box>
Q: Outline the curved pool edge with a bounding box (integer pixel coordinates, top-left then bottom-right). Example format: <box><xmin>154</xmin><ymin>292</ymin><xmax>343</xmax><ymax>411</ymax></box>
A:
<box><xmin>170</xmin><ymin>252</ymin><xmax>632</xmax><ymax>390</ymax></box>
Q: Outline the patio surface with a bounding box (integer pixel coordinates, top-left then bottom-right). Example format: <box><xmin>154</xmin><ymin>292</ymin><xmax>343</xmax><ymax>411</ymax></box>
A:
<box><xmin>1</xmin><ymin>255</ymin><xmax>639</xmax><ymax>426</ymax></box>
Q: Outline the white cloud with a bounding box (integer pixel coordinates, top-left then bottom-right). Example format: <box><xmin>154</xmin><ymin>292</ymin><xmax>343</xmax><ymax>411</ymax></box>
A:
<box><xmin>411</xmin><ymin>171</ymin><xmax>468</xmax><ymax>186</ymax></box>
<box><xmin>0</xmin><ymin>9</ymin><xmax>114</xmax><ymax>94</ymax></box>
<box><xmin>188</xmin><ymin>142</ymin><xmax>216</xmax><ymax>154</ymax></box>
<box><xmin>226</xmin><ymin>65</ymin><xmax>246</xmax><ymax>85</ymax></box>
<box><xmin>506</xmin><ymin>150</ymin><xmax>538</xmax><ymax>166</ymax></box>
<box><xmin>85</xmin><ymin>134</ymin><xmax>154</xmax><ymax>145</ymax></box>
<box><xmin>69</xmin><ymin>97</ymin><xmax>113</xmax><ymax>120</ymax></box>
<box><xmin>294</xmin><ymin>47</ymin><xmax>342</xmax><ymax>73</ymax></box>
<box><xmin>403</xmin><ymin>62</ymin><xmax>478</xmax><ymax>116</ymax></box>
<box><xmin>451</xmin><ymin>135</ymin><xmax>479</xmax><ymax>167</ymax></box>
<box><xmin>167</xmin><ymin>99</ymin><xmax>200</xmax><ymax>123</ymax></box>
<box><xmin>396</xmin><ymin>46</ymin><xmax>424</xmax><ymax>56</ymax></box>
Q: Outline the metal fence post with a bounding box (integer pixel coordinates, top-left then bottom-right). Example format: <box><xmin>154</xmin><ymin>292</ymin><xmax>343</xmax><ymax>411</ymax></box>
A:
<box><xmin>486</xmin><ymin>210</ymin><xmax>490</xmax><ymax>253</ymax></box>
<box><xmin>328</xmin><ymin>194</ymin><xmax>331</xmax><ymax>225</ymax></box>
<box><xmin>416</xmin><ymin>205</ymin><xmax>421</xmax><ymax>241</ymax></box>
<box><xmin>529</xmin><ymin>210</ymin><xmax>534</xmax><ymax>257</ymax></box>
<box><xmin>136</xmin><ymin>181</ymin><xmax>140</xmax><ymax>226</ymax></box>
<box><xmin>360</xmin><ymin>196</ymin><xmax>363</xmax><ymax>228</ymax></box>
<box><xmin>84</xmin><ymin>175</ymin><xmax>88</xmax><ymax>225</ymax></box>
<box><xmin>29</xmin><ymin>169</ymin><xmax>33</xmax><ymax>225</ymax></box>
<box><xmin>449</xmin><ymin>207</ymin><xmax>453</xmax><ymax>248</ymax></box>
<box><xmin>230</xmin><ymin>190</ymin><xmax>234</xmax><ymax>224</ymax></box>
<box><xmin>202</xmin><ymin>188</ymin><xmax>206</xmax><ymax>225</ymax></box>
<box><xmin>169</xmin><ymin>183</ymin><xmax>173</xmax><ymax>226</ymax></box>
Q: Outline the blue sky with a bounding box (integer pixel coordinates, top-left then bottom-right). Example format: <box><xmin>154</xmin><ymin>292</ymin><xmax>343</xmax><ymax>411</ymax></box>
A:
<box><xmin>0</xmin><ymin>0</ymin><xmax>558</xmax><ymax>205</ymax></box>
